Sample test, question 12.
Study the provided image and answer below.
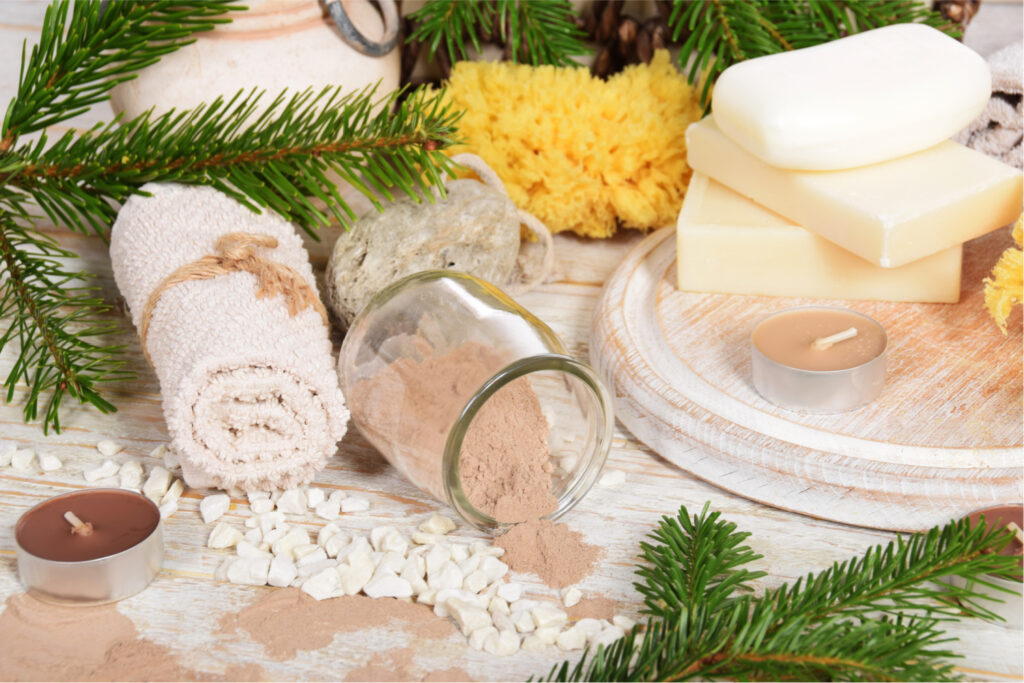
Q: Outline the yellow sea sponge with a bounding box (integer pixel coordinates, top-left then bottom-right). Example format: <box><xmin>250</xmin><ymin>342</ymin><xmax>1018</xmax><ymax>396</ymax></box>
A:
<box><xmin>984</xmin><ymin>214</ymin><xmax>1023</xmax><ymax>335</ymax></box>
<box><xmin>439</xmin><ymin>51</ymin><xmax>702</xmax><ymax>238</ymax></box>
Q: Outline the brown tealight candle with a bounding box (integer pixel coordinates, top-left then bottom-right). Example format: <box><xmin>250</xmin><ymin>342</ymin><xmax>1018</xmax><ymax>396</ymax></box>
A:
<box><xmin>751</xmin><ymin>306</ymin><xmax>887</xmax><ymax>413</ymax></box>
<box><xmin>15</xmin><ymin>489</ymin><xmax>163</xmax><ymax>605</ymax></box>
<box><xmin>951</xmin><ymin>504</ymin><xmax>1023</xmax><ymax>628</ymax></box>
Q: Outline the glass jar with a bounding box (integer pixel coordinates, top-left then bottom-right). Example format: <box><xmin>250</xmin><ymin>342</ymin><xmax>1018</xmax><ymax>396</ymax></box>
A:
<box><xmin>338</xmin><ymin>271</ymin><xmax>614</xmax><ymax>532</ymax></box>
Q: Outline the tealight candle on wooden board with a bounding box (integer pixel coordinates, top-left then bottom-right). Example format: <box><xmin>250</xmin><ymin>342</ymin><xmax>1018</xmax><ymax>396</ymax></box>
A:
<box><xmin>15</xmin><ymin>489</ymin><xmax>163</xmax><ymax>604</ymax></box>
<box><xmin>950</xmin><ymin>504</ymin><xmax>1023</xmax><ymax>629</ymax></box>
<box><xmin>751</xmin><ymin>307</ymin><xmax>887</xmax><ymax>413</ymax></box>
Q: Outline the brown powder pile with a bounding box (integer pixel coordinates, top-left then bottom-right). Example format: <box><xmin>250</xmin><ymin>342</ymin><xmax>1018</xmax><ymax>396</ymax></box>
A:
<box><xmin>495</xmin><ymin>519</ymin><xmax>601</xmax><ymax>588</ymax></box>
<box><xmin>220</xmin><ymin>588</ymin><xmax>455</xmax><ymax>661</ymax></box>
<box><xmin>342</xmin><ymin>649</ymin><xmax>472</xmax><ymax>682</ymax></box>
<box><xmin>567</xmin><ymin>597</ymin><xmax>622</xmax><ymax>622</ymax></box>
<box><xmin>0</xmin><ymin>593</ymin><xmax>189</xmax><ymax>681</ymax></box>
<box><xmin>349</xmin><ymin>341</ymin><xmax>557</xmax><ymax>523</ymax></box>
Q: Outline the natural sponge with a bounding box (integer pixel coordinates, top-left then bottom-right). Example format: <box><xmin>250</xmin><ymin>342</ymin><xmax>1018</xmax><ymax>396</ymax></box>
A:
<box><xmin>439</xmin><ymin>51</ymin><xmax>702</xmax><ymax>238</ymax></box>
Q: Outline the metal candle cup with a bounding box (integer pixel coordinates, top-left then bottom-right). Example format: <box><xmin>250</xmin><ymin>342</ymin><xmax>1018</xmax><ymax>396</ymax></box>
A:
<box><xmin>751</xmin><ymin>306</ymin><xmax>887</xmax><ymax>413</ymax></box>
<box><xmin>15</xmin><ymin>489</ymin><xmax>163</xmax><ymax>605</ymax></box>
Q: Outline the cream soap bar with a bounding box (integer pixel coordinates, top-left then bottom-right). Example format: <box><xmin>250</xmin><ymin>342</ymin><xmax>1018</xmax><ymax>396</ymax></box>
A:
<box><xmin>686</xmin><ymin>117</ymin><xmax>1023</xmax><ymax>268</ymax></box>
<box><xmin>711</xmin><ymin>24</ymin><xmax>990</xmax><ymax>170</ymax></box>
<box><xmin>676</xmin><ymin>174</ymin><xmax>962</xmax><ymax>303</ymax></box>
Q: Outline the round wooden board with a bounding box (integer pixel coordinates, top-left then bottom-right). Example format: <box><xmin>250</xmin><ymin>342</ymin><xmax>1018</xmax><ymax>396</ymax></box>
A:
<box><xmin>590</xmin><ymin>226</ymin><xmax>1023</xmax><ymax>531</ymax></box>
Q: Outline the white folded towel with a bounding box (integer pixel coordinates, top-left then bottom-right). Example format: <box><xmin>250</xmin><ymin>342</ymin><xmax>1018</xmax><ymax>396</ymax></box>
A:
<box><xmin>955</xmin><ymin>40</ymin><xmax>1022</xmax><ymax>169</ymax></box>
<box><xmin>110</xmin><ymin>183</ymin><xmax>349</xmax><ymax>492</ymax></box>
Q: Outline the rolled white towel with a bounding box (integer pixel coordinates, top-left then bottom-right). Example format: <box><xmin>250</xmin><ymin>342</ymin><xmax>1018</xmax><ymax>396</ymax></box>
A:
<box><xmin>110</xmin><ymin>183</ymin><xmax>348</xmax><ymax>491</ymax></box>
<box><xmin>955</xmin><ymin>40</ymin><xmax>1022</xmax><ymax>169</ymax></box>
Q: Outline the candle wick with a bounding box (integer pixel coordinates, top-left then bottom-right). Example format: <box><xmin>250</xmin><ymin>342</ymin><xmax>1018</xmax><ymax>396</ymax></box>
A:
<box><xmin>64</xmin><ymin>510</ymin><xmax>94</xmax><ymax>537</ymax></box>
<box><xmin>812</xmin><ymin>326</ymin><xmax>859</xmax><ymax>351</ymax></box>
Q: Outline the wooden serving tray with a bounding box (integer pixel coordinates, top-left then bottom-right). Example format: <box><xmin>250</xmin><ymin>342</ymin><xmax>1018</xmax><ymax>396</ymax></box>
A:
<box><xmin>590</xmin><ymin>227</ymin><xmax>1022</xmax><ymax>531</ymax></box>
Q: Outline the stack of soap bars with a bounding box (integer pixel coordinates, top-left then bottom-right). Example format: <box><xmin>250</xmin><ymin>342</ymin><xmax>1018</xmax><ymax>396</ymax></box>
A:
<box><xmin>678</xmin><ymin>23</ymin><xmax>1023</xmax><ymax>303</ymax></box>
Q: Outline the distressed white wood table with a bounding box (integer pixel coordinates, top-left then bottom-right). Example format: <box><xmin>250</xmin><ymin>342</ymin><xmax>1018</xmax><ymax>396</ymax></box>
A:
<box><xmin>0</xmin><ymin>2</ymin><xmax>1021</xmax><ymax>681</ymax></box>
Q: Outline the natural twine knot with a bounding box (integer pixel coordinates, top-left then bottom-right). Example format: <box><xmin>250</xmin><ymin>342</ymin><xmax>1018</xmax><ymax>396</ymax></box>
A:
<box><xmin>139</xmin><ymin>232</ymin><xmax>328</xmax><ymax>364</ymax></box>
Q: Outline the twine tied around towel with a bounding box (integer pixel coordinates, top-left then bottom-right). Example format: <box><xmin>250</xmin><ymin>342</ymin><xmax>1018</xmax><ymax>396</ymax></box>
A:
<box><xmin>139</xmin><ymin>232</ymin><xmax>328</xmax><ymax>363</ymax></box>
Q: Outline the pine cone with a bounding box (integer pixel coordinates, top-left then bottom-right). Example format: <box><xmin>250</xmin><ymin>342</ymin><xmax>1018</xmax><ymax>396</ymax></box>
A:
<box><xmin>933</xmin><ymin>0</ymin><xmax>982</xmax><ymax>30</ymax></box>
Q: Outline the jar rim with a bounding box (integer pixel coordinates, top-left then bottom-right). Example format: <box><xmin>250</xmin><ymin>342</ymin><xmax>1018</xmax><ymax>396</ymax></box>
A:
<box><xmin>442</xmin><ymin>353</ymin><xmax>614</xmax><ymax>533</ymax></box>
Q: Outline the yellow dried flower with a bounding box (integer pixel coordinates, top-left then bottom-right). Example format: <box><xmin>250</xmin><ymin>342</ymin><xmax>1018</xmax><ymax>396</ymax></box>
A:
<box><xmin>984</xmin><ymin>214</ymin><xmax>1023</xmax><ymax>335</ymax></box>
<box><xmin>438</xmin><ymin>51</ymin><xmax>702</xmax><ymax>238</ymax></box>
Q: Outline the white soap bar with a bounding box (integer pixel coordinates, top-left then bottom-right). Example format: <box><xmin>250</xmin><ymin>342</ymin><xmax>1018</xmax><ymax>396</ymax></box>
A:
<box><xmin>686</xmin><ymin>117</ymin><xmax>1023</xmax><ymax>267</ymax></box>
<box><xmin>676</xmin><ymin>174</ymin><xmax>962</xmax><ymax>303</ymax></box>
<box><xmin>711</xmin><ymin>24</ymin><xmax>990</xmax><ymax>170</ymax></box>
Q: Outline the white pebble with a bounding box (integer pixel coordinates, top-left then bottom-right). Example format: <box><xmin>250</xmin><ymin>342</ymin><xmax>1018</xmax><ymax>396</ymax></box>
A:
<box><xmin>400</xmin><ymin>564</ymin><xmax>428</xmax><ymax>595</ymax></box>
<box><xmin>497</xmin><ymin>583</ymin><xmax>523</xmax><ymax>603</ymax></box>
<box><xmin>149</xmin><ymin>444</ymin><xmax>167</xmax><ymax>460</ymax></box>
<box><xmin>243</xmin><ymin>527</ymin><xmax>263</xmax><ymax>545</ymax></box>
<box><xmin>378</xmin><ymin>530</ymin><xmax>408</xmax><ymax>555</ymax></box>
<box><xmin>470</xmin><ymin>540</ymin><xmax>504</xmax><ymax>557</ymax></box>
<box><xmin>521</xmin><ymin>635</ymin><xmax>548</xmax><ymax>651</ymax></box>
<box><xmin>370</xmin><ymin>526</ymin><xmax>398</xmax><ymax>551</ymax></box>
<box><xmin>162</xmin><ymin>448</ymin><xmax>180</xmax><ymax>472</ymax></box>
<box><xmin>314</xmin><ymin>500</ymin><xmax>341</xmax><ymax>521</ymax></box>
<box><xmin>323</xmin><ymin>534</ymin><xmax>349</xmax><ymax>559</ymax></box>
<box><xmin>336</xmin><ymin>537</ymin><xmax>373</xmax><ymax>563</ymax></box>
<box><xmin>364</xmin><ymin>573</ymin><xmax>414</xmax><ymax>599</ymax></box>
<box><xmin>558</xmin><ymin>454</ymin><xmax>580</xmax><ymax>474</ymax></box>
<box><xmin>489</xmin><ymin>596</ymin><xmax>510</xmax><ymax>615</ymax></box>
<box><xmin>411</xmin><ymin>532</ymin><xmax>443</xmax><ymax>545</ymax></box>
<box><xmin>532</xmin><ymin>605</ymin><xmax>568</xmax><ymax>630</ymax></box>
<box><xmin>592</xmin><ymin>625</ymin><xmax>626</xmax><ymax>648</ymax></box>
<box><xmin>574</xmin><ymin>618</ymin><xmax>604</xmax><ymax>639</ymax></box>
<box><xmin>0</xmin><ymin>444</ymin><xmax>15</xmax><ymax>468</ymax></box>
<box><xmin>534</xmin><ymin>625</ymin><xmax>562</xmax><ymax>645</ymax></box>
<box><xmin>142</xmin><ymin>466</ymin><xmax>171</xmax><ymax>503</ymax></box>
<box><xmin>612</xmin><ymin>615</ymin><xmax>637</xmax><ymax>631</ymax></box>
<box><xmin>425</xmin><ymin>544</ymin><xmax>451</xmax><ymax>575</ymax></box>
<box><xmin>257</xmin><ymin>511</ymin><xmax>286</xmax><ymax>534</ymax></box>
<box><xmin>158</xmin><ymin>499</ymin><xmax>178</xmax><ymax>519</ymax></box>
<box><xmin>340</xmin><ymin>497</ymin><xmax>369</xmax><ymax>513</ymax></box>
<box><xmin>228</xmin><ymin>558</ymin><xmax>271</xmax><ymax>586</ymax></box>
<box><xmin>463</xmin><ymin>570</ymin><xmax>488</xmax><ymax>594</ymax></box>
<box><xmin>317</xmin><ymin>523</ymin><xmax>343</xmax><ymax>547</ymax></box>
<box><xmin>599</xmin><ymin>470</ymin><xmax>626</xmax><ymax>488</ymax></box>
<box><xmin>84</xmin><ymin>459</ymin><xmax>119</xmax><ymax>483</ymax></box>
<box><xmin>226</xmin><ymin>486</ymin><xmax>245</xmax><ymax>499</ymax></box>
<box><xmin>268</xmin><ymin>555</ymin><xmax>298</xmax><ymax>587</ymax></box>
<box><xmin>561</xmin><ymin>586</ymin><xmax>583</xmax><ymax>608</ymax></box>
<box><xmin>556</xmin><ymin>626</ymin><xmax>588</xmax><ymax>651</ymax></box>
<box><xmin>328</xmin><ymin>489</ymin><xmax>347</xmax><ymax>504</ymax></box>
<box><xmin>214</xmin><ymin>557</ymin><xmax>237</xmax><ymax>582</ymax></box>
<box><xmin>511</xmin><ymin>610</ymin><xmax>536</xmax><ymax>633</ymax></box>
<box><xmin>492</xmin><ymin>611</ymin><xmax>516</xmax><ymax>634</ymax></box>
<box><xmin>200</xmin><ymin>494</ymin><xmax>231</xmax><ymax>524</ymax></box>
<box><xmin>295</xmin><ymin>546</ymin><xmax>327</xmax><ymax>566</ymax></box>
<box><xmin>237</xmin><ymin>540</ymin><xmax>273</xmax><ymax>559</ymax></box>
<box><xmin>375</xmin><ymin>551</ymin><xmax>406</xmax><ymax>575</ymax></box>
<box><xmin>427</xmin><ymin>561</ymin><xmax>464</xmax><ymax>591</ymax></box>
<box><xmin>160</xmin><ymin>479</ymin><xmax>183</xmax><ymax>506</ymax></box>
<box><xmin>419</xmin><ymin>514</ymin><xmax>456</xmax><ymax>535</ymax></box>
<box><xmin>96</xmin><ymin>440</ymin><xmax>122</xmax><ymax>457</ymax></box>
<box><xmin>262</xmin><ymin>526</ymin><xmax>287</xmax><ymax>546</ymax></box>
<box><xmin>450</xmin><ymin>544</ymin><xmax>470</xmax><ymax>564</ymax></box>
<box><xmin>247</xmin><ymin>490</ymin><xmax>270</xmax><ymax>502</ymax></box>
<box><xmin>272</xmin><ymin>527</ymin><xmax>310</xmax><ymax>559</ymax></box>
<box><xmin>479</xmin><ymin>556</ymin><xmax>509</xmax><ymax>583</ymax></box>
<box><xmin>119</xmin><ymin>460</ymin><xmax>143</xmax><ymax>490</ymax></box>
<box><xmin>459</xmin><ymin>555</ymin><xmax>482</xmax><ymax>576</ymax></box>
<box><xmin>38</xmin><ymin>453</ymin><xmax>62</xmax><ymax>472</ymax></box>
<box><xmin>301</xmin><ymin>567</ymin><xmax>343</xmax><ymax>600</ymax></box>
<box><xmin>297</xmin><ymin>559</ymin><xmax>338</xmax><ymax>580</ymax></box>
<box><xmin>305</xmin><ymin>487</ymin><xmax>325</xmax><ymax>509</ymax></box>
<box><xmin>11</xmin><ymin>449</ymin><xmax>35</xmax><ymax>472</ymax></box>
<box><xmin>276</xmin><ymin>489</ymin><xmax>307</xmax><ymax>515</ymax></box>
<box><xmin>469</xmin><ymin>625</ymin><xmax>498</xmax><ymax>651</ymax></box>
<box><xmin>417</xmin><ymin>589</ymin><xmax>438</xmax><ymax>606</ymax></box>
<box><xmin>250</xmin><ymin>497</ymin><xmax>275</xmax><ymax>514</ymax></box>
<box><xmin>449</xmin><ymin>598</ymin><xmax>493</xmax><ymax>635</ymax></box>
<box><xmin>338</xmin><ymin>554</ymin><xmax>375</xmax><ymax>595</ymax></box>
<box><xmin>208</xmin><ymin>523</ymin><xmax>242</xmax><ymax>549</ymax></box>
<box><xmin>485</xmin><ymin>629</ymin><xmax>521</xmax><ymax>656</ymax></box>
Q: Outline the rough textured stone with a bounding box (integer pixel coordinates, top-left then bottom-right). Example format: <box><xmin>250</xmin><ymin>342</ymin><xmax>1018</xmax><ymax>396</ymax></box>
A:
<box><xmin>325</xmin><ymin>180</ymin><xmax>519</xmax><ymax>327</ymax></box>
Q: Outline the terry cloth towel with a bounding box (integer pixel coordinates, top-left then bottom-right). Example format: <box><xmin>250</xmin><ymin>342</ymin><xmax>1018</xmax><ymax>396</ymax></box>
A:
<box><xmin>955</xmin><ymin>41</ymin><xmax>1023</xmax><ymax>169</ymax></box>
<box><xmin>110</xmin><ymin>183</ymin><xmax>349</xmax><ymax>492</ymax></box>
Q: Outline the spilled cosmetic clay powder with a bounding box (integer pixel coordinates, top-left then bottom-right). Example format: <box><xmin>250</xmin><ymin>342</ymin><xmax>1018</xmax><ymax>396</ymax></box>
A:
<box><xmin>350</xmin><ymin>341</ymin><xmax>601</xmax><ymax>587</ymax></box>
<box><xmin>0</xmin><ymin>593</ymin><xmax>192</xmax><ymax>681</ymax></box>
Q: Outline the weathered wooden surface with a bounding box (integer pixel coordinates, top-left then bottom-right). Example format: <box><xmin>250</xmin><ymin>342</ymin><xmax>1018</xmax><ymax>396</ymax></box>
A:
<box><xmin>1</xmin><ymin>3</ymin><xmax>1022</xmax><ymax>681</ymax></box>
<box><xmin>592</xmin><ymin>227</ymin><xmax>1022</xmax><ymax>531</ymax></box>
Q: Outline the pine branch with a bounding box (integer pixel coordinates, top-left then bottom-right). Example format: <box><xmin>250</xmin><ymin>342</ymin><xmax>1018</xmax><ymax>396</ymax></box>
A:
<box><xmin>0</xmin><ymin>194</ymin><xmax>129</xmax><ymax>433</ymax></box>
<box><xmin>2</xmin><ymin>0</ymin><xmax>239</xmax><ymax>149</ymax></box>
<box><xmin>669</xmin><ymin>0</ymin><xmax>960</xmax><ymax>107</ymax></box>
<box><xmin>408</xmin><ymin>0</ymin><xmax>591</xmax><ymax>68</ymax></box>
<box><xmin>542</xmin><ymin>504</ymin><xmax>1022</xmax><ymax>682</ymax></box>
<box><xmin>2</xmin><ymin>85</ymin><xmax>463</xmax><ymax>238</ymax></box>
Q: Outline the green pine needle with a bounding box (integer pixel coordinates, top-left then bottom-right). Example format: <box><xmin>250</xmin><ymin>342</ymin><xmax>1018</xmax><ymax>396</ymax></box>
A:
<box><xmin>541</xmin><ymin>503</ymin><xmax>1021</xmax><ymax>682</ymax></box>
<box><xmin>668</xmin><ymin>0</ymin><xmax>960</xmax><ymax>107</ymax></box>
<box><xmin>0</xmin><ymin>0</ymin><xmax>463</xmax><ymax>433</ymax></box>
<box><xmin>408</xmin><ymin>0</ymin><xmax>591</xmax><ymax>68</ymax></box>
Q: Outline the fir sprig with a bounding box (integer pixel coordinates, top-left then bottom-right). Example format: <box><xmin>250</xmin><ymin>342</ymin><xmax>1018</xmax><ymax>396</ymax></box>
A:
<box><xmin>543</xmin><ymin>503</ymin><xmax>1021</xmax><ymax>682</ymax></box>
<box><xmin>408</xmin><ymin>0</ymin><xmax>590</xmax><ymax>67</ymax></box>
<box><xmin>1</xmin><ymin>0</ymin><xmax>463</xmax><ymax>432</ymax></box>
<box><xmin>669</xmin><ymin>0</ymin><xmax>960</xmax><ymax>106</ymax></box>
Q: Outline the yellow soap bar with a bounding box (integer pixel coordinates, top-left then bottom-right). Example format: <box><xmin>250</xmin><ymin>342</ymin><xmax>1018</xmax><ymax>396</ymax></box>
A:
<box><xmin>677</xmin><ymin>174</ymin><xmax>962</xmax><ymax>303</ymax></box>
<box><xmin>686</xmin><ymin>117</ymin><xmax>1023</xmax><ymax>268</ymax></box>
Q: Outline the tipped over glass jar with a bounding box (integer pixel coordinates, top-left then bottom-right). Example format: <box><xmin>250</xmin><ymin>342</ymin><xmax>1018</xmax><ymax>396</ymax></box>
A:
<box><xmin>338</xmin><ymin>271</ymin><xmax>614</xmax><ymax>532</ymax></box>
